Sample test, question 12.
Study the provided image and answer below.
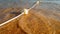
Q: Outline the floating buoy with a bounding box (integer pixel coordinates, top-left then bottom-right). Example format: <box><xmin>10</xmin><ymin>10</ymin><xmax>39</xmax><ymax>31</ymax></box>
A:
<box><xmin>24</xmin><ymin>9</ymin><xmax>29</xmax><ymax>14</ymax></box>
<box><xmin>36</xmin><ymin>1</ymin><xmax>39</xmax><ymax>4</ymax></box>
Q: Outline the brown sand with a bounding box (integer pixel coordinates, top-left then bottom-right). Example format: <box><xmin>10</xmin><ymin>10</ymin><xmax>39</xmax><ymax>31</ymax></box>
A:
<box><xmin>0</xmin><ymin>8</ymin><xmax>60</xmax><ymax>34</ymax></box>
<box><xmin>0</xmin><ymin>8</ymin><xmax>22</xmax><ymax>24</ymax></box>
<box><xmin>0</xmin><ymin>2</ymin><xmax>60</xmax><ymax>34</ymax></box>
<box><xmin>19</xmin><ymin>9</ymin><xmax>60</xmax><ymax>34</ymax></box>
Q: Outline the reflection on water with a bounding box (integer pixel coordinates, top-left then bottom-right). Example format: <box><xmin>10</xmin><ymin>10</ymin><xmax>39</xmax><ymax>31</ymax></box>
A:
<box><xmin>0</xmin><ymin>0</ymin><xmax>60</xmax><ymax>8</ymax></box>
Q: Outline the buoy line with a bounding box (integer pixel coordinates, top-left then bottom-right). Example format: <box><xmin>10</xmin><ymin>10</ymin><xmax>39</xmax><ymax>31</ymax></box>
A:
<box><xmin>0</xmin><ymin>1</ymin><xmax>39</xmax><ymax>26</ymax></box>
<box><xmin>24</xmin><ymin>1</ymin><xmax>39</xmax><ymax>14</ymax></box>
<box><xmin>0</xmin><ymin>12</ymin><xmax>24</xmax><ymax>26</ymax></box>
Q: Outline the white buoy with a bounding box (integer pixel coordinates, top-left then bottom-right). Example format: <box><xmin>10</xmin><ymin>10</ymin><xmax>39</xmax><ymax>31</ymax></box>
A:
<box><xmin>36</xmin><ymin>1</ymin><xmax>39</xmax><ymax>4</ymax></box>
<box><xmin>23</xmin><ymin>1</ymin><xmax>39</xmax><ymax>15</ymax></box>
<box><xmin>24</xmin><ymin>9</ymin><xmax>29</xmax><ymax>14</ymax></box>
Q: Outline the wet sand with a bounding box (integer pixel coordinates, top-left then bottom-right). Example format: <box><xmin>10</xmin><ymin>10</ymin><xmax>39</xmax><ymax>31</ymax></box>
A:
<box><xmin>0</xmin><ymin>2</ymin><xmax>60</xmax><ymax>34</ymax></box>
<box><xmin>19</xmin><ymin>8</ymin><xmax>60</xmax><ymax>34</ymax></box>
<box><xmin>0</xmin><ymin>8</ymin><xmax>22</xmax><ymax>24</ymax></box>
